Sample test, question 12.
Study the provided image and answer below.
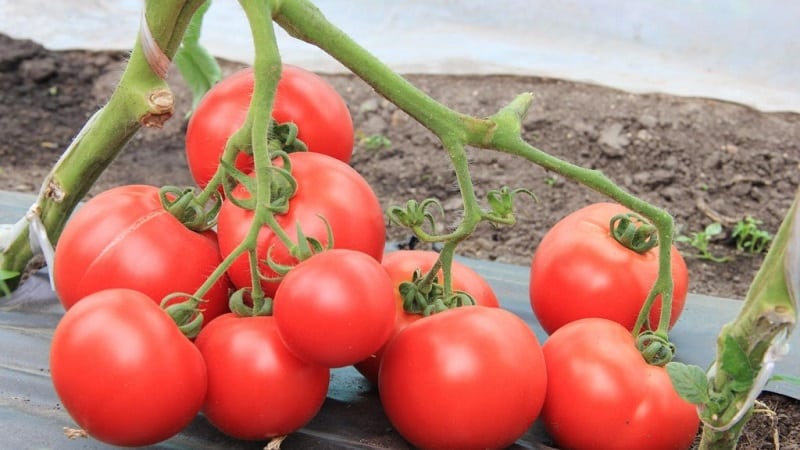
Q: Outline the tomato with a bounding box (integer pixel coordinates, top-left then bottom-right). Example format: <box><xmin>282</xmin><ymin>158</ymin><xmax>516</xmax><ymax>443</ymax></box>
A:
<box><xmin>53</xmin><ymin>185</ymin><xmax>231</xmax><ymax>323</ymax></box>
<box><xmin>379</xmin><ymin>306</ymin><xmax>547</xmax><ymax>450</ymax></box>
<box><xmin>217</xmin><ymin>152</ymin><xmax>385</xmax><ymax>297</ymax></box>
<box><xmin>529</xmin><ymin>202</ymin><xmax>689</xmax><ymax>335</ymax></box>
<box><xmin>195</xmin><ymin>313</ymin><xmax>329</xmax><ymax>440</ymax></box>
<box><xmin>273</xmin><ymin>249</ymin><xmax>396</xmax><ymax>368</ymax></box>
<box><xmin>49</xmin><ymin>289</ymin><xmax>207</xmax><ymax>447</ymax></box>
<box><xmin>185</xmin><ymin>65</ymin><xmax>354</xmax><ymax>189</ymax></box>
<box><xmin>52</xmin><ymin>185</ymin><xmax>231</xmax><ymax>324</ymax></box>
<box><xmin>354</xmin><ymin>250</ymin><xmax>500</xmax><ymax>383</ymax></box>
<box><xmin>541</xmin><ymin>318</ymin><xmax>699</xmax><ymax>450</ymax></box>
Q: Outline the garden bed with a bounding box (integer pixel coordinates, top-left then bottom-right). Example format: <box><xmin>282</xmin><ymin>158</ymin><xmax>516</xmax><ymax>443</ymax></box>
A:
<box><xmin>1</xmin><ymin>33</ymin><xmax>799</xmax><ymax>448</ymax></box>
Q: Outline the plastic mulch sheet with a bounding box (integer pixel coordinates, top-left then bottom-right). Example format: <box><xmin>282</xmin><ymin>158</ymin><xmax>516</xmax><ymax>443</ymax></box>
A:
<box><xmin>1</xmin><ymin>190</ymin><xmax>798</xmax><ymax>449</ymax></box>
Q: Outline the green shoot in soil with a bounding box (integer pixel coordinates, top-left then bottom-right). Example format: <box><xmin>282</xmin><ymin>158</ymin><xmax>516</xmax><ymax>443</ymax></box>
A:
<box><xmin>732</xmin><ymin>216</ymin><xmax>773</xmax><ymax>254</ymax></box>
<box><xmin>677</xmin><ymin>222</ymin><xmax>731</xmax><ymax>262</ymax></box>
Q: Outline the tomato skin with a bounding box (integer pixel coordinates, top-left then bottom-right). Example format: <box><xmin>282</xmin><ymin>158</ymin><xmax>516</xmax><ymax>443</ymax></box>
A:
<box><xmin>354</xmin><ymin>250</ymin><xmax>500</xmax><ymax>383</ymax></box>
<box><xmin>195</xmin><ymin>313</ymin><xmax>330</xmax><ymax>440</ymax></box>
<box><xmin>273</xmin><ymin>249</ymin><xmax>396</xmax><ymax>368</ymax></box>
<box><xmin>49</xmin><ymin>289</ymin><xmax>207</xmax><ymax>447</ymax></box>
<box><xmin>216</xmin><ymin>152</ymin><xmax>386</xmax><ymax>297</ymax></box>
<box><xmin>52</xmin><ymin>185</ymin><xmax>231</xmax><ymax>323</ymax></box>
<box><xmin>529</xmin><ymin>202</ymin><xmax>689</xmax><ymax>335</ymax></box>
<box><xmin>542</xmin><ymin>318</ymin><xmax>699</xmax><ymax>450</ymax></box>
<box><xmin>379</xmin><ymin>306</ymin><xmax>547</xmax><ymax>450</ymax></box>
<box><xmin>185</xmin><ymin>65</ymin><xmax>354</xmax><ymax>189</ymax></box>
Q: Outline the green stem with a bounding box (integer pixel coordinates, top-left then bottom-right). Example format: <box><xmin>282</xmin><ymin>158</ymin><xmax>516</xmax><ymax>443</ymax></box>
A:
<box><xmin>697</xmin><ymin>194</ymin><xmax>797</xmax><ymax>448</ymax></box>
<box><xmin>273</xmin><ymin>0</ymin><xmax>467</xmax><ymax>140</ymax></box>
<box><xmin>186</xmin><ymin>0</ymin><xmax>295</xmax><ymax>309</ymax></box>
<box><xmin>0</xmin><ymin>0</ymin><xmax>205</xmax><ymax>286</ymax></box>
<box><xmin>195</xmin><ymin>130</ymin><xmax>246</xmax><ymax>205</ymax></box>
<box><xmin>698</xmin><ymin>413</ymin><xmax>751</xmax><ymax>450</ymax></box>
<box><xmin>437</xmin><ymin>242</ymin><xmax>458</xmax><ymax>298</ymax></box>
<box><xmin>493</xmin><ymin>134</ymin><xmax>676</xmax><ymax>347</ymax></box>
<box><xmin>273</xmin><ymin>0</ymin><xmax>677</xmax><ymax>349</ymax></box>
<box><xmin>239</xmin><ymin>0</ymin><xmax>298</xmax><ymax>252</ymax></box>
<box><xmin>248</xmin><ymin>246</ymin><xmax>267</xmax><ymax>312</ymax></box>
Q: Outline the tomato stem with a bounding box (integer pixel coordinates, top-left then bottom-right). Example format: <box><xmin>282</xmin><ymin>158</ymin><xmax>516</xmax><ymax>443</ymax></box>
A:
<box><xmin>179</xmin><ymin>0</ymin><xmax>287</xmax><ymax>313</ymax></box>
<box><xmin>489</xmin><ymin>132</ymin><xmax>678</xmax><ymax>363</ymax></box>
<box><xmin>272</xmin><ymin>0</ymin><xmax>676</xmax><ymax>338</ymax></box>
<box><xmin>0</xmin><ymin>0</ymin><xmax>206</xmax><ymax>280</ymax></box>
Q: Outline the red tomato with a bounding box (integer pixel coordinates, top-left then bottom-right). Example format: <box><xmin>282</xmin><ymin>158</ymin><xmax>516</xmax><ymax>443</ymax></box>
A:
<box><xmin>52</xmin><ymin>185</ymin><xmax>231</xmax><ymax>323</ymax></box>
<box><xmin>195</xmin><ymin>313</ymin><xmax>329</xmax><ymax>440</ymax></box>
<box><xmin>49</xmin><ymin>289</ymin><xmax>207</xmax><ymax>447</ymax></box>
<box><xmin>529</xmin><ymin>202</ymin><xmax>689</xmax><ymax>335</ymax></box>
<box><xmin>274</xmin><ymin>249</ymin><xmax>396</xmax><ymax>367</ymax></box>
<box><xmin>379</xmin><ymin>306</ymin><xmax>547</xmax><ymax>450</ymax></box>
<box><xmin>216</xmin><ymin>152</ymin><xmax>385</xmax><ymax>297</ymax></box>
<box><xmin>354</xmin><ymin>250</ymin><xmax>500</xmax><ymax>383</ymax></box>
<box><xmin>541</xmin><ymin>318</ymin><xmax>699</xmax><ymax>450</ymax></box>
<box><xmin>185</xmin><ymin>65</ymin><xmax>354</xmax><ymax>189</ymax></box>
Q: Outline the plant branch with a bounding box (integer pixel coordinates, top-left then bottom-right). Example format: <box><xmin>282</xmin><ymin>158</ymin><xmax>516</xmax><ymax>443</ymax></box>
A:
<box><xmin>273</xmin><ymin>0</ymin><xmax>677</xmax><ymax>343</ymax></box>
<box><xmin>273</xmin><ymin>0</ymin><xmax>470</xmax><ymax>141</ymax></box>
<box><xmin>0</xmin><ymin>0</ymin><xmax>206</xmax><ymax>292</ymax></box>
<box><xmin>695</xmin><ymin>193</ymin><xmax>798</xmax><ymax>449</ymax></box>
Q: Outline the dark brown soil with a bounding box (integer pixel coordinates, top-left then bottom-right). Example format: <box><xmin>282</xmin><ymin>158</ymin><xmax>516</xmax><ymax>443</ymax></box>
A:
<box><xmin>1</xmin><ymin>33</ymin><xmax>798</xmax><ymax>449</ymax></box>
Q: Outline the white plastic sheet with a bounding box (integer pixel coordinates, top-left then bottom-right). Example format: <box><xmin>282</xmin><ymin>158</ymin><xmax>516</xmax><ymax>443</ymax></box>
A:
<box><xmin>0</xmin><ymin>0</ymin><xmax>798</xmax><ymax>112</ymax></box>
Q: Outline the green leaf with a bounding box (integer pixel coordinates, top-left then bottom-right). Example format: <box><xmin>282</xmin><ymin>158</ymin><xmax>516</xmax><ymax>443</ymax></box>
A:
<box><xmin>174</xmin><ymin>1</ymin><xmax>222</xmax><ymax>114</ymax></box>
<box><xmin>720</xmin><ymin>335</ymin><xmax>757</xmax><ymax>384</ymax></box>
<box><xmin>770</xmin><ymin>373</ymin><xmax>800</xmax><ymax>385</ymax></box>
<box><xmin>705</xmin><ymin>222</ymin><xmax>723</xmax><ymax>236</ymax></box>
<box><xmin>666</xmin><ymin>362</ymin><xmax>711</xmax><ymax>405</ymax></box>
<box><xmin>0</xmin><ymin>269</ymin><xmax>19</xmax><ymax>297</ymax></box>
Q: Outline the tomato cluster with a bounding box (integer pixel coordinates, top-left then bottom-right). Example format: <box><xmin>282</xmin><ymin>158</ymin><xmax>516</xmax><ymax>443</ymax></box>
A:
<box><xmin>48</xmin><ymin>66</ymin><xmax>699</xmax><ymax>449</ymax></box>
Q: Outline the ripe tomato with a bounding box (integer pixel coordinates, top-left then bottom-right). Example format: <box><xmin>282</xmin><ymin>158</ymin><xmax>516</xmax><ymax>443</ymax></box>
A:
<box><xmin>379</xmin><ymin>306</ymin><xmax>547</xmax><ymax>450</ymax></box>
<box><xmin>541</xmin><ymin>318</ymin><xmax>699</xmax><ymax>450</ymax></box>
<box><xmin>216</xmin><ymin>152</ymin><xmax>385</xmax><ymax>297</ymax></box>
<box><xmin>52</xmin><ymin>185</ymin><xmax>231</xmax><ymax>323</ymax></box>
<box><xmin>354</xmin><ymin>250</ymin><xmax>500</xmax><ymax>383</ymax></box>
<box><xmin>185</xmin><ymin>65</ymin><xmax>354</xmax><ymax>189</ymax></box>
<box><xmin>195</xmin><ymin>313</ymin><xmax>329</xmax><ymax>440</ymax></box>
<box><xmin>274</xmin><ymin>249</ymin><xmax>396</xmax><ymax>368</ymax></box>
<box><xmin>529</xmin><ymin>202</ymin><xmax>689</xmax><ymax>335</ymax></box>
<box><xmin>50</xmin><ymin>289</ymin><xmax>207</xmax><ymax>447</ymax></box>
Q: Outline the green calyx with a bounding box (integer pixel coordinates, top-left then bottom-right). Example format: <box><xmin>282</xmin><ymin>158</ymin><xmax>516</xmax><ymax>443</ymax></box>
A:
<box><xmin>228</xmin><ymin>287</ymin><xmax>273</xmax><ymax>317</ymax></box>
<box><xmin>160</xmin><ymin>292</ymin><xmax>206</xmax><ymax>339</ymax></box>
<box><xmin>271</xmin><ymin>120</ymin><xmax>308</xmax><ymax>154</ymax></box>
<box><xmin>610</xmin><ymin>212</ymin><xmax>659</xmax><ymax>253</ymax></box>
<box><xmin>219</xmin><ymin>151</ymin><xmax>298</xmax><ymax>214</ymax></box>
<box><xmin>636</xmin><ymin>330</ymin><xmax>676</xmax><ymax>366</ymax></box>
<box><xmin>483</xmin><ymin>186</ymin><xmax>537</xmax><ymax>226</ymax></box>
<box><xmin>399</xmin><ymin>269</ymin><xmax>476</xmax><ymax>316</ymax></box>
<box><xmin>160</xmin><ymin>185</ymin><xmax>220</xmax><ymax>232</ymax></box>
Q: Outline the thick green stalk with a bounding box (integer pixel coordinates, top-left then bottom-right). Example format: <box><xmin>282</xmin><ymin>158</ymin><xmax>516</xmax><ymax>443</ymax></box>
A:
<box><xmin>697</xmin><ymin>194</ymin><xmax>797</xmax><ymax>449</ymax></box>
<box><xmin>0</xmin><ymin>0</ymin><xmax>206</xmax><ymax>287</ymax></box>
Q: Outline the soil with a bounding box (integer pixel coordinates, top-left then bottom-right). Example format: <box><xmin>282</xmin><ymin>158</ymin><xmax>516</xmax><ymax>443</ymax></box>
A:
<box><xmin>1</xmin><ymin>33</ymin><xmax>798</xmax><ymax>449</ymax></box>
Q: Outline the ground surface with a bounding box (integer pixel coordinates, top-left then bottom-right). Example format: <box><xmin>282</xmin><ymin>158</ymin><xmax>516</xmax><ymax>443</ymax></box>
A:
<box><xmin>1</xmin><ymin>33</ymin><xmax>799</xmax><ymax>449</ymax></box>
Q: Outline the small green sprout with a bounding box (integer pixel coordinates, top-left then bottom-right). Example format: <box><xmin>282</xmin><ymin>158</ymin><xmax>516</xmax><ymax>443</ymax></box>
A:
<box><xmin>676</xmin><ymin>222</ymin><xmax>731</xmax><ymax>263</ymax></box>
<box><xmin>357</xmin><ymin>133</ymin><xmax>391</xmax><ymax>150</ymax></box>
<box><xmin>731</xmin><ymin>216</ymin><xmax>773</xmax><ymax>254</ymax></box>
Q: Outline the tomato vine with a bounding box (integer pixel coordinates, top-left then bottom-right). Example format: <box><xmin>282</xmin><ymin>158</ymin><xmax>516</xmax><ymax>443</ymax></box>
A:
<box><xmin>0</xmin><ymin>1</ymin><xmax>797</xmax><ymax>449</ymax></box>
